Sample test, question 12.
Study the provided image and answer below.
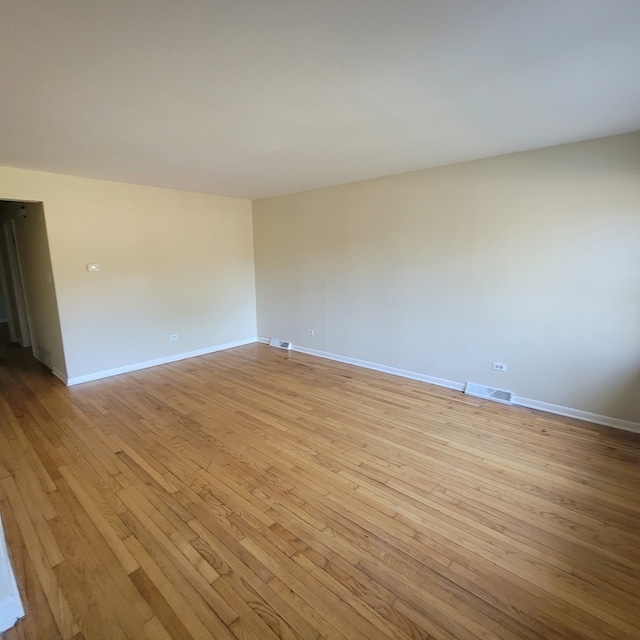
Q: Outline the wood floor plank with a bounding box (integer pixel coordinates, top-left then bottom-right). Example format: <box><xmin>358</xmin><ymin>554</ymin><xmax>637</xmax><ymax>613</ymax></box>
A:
<box><xmin>47</xmin><ymin>476</ymin><xmax>153</xmax><ymax>640</ymax></box>
<box><xmin>1</xmin><ymin>341</ymin><xmax>639</xmax><ymax>639</ymax></box>
<box><xmin>123</xmin><ymin>535</ymin><xmax>234</xmax><ymax>640</ymax></box>
<box><xmin>0</xmin><ymin>497</ymin><xmax>62</xmax><ymax>640</ymax></box>
<box><xmin>57</xmin><ymin>465</ymin><xmax>138</xmax><ymax>575</ymax></box>
<box><xmin>2</xmin><ymin>477</ymin><xmax>79</xmax><ymax>639</ymax></box>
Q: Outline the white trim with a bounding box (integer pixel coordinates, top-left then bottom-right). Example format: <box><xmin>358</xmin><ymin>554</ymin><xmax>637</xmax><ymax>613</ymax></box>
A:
<box><xmin>52</xmin><ymin>368</ymin><xmax>67</xmax><ymax>384</ymax></box>
<box><xmin>0</xmin><ymin>517</ymin><xmax>24</xmax><ymax>634</ymax></box>
<box><xmin>513</xmin><ymin>396</ymin><xmax>640</xmax><ymax>434</ymax></box>
<box><xmin>290</xmin><ymin>344</ymin><xmax>465</xmax><ymax>391</ymax></box>
<box><xmin>65</xmin><ymin>337</ymin><xmax>259</xmax><ymax>386</ymax></box>
<box><xmin>33</xmin><ymin>349</ymin><xmax>52</xmax><ymax>371</ymax></box>
<box><xmin>263</xmin><ymin>340</ymin><xmax>640</xmax><ymax>434</ymax></box>
<box><xmin>257</xmin><ymin>337</ymin><xmax>269</xmax><ymax>344</ymax></box>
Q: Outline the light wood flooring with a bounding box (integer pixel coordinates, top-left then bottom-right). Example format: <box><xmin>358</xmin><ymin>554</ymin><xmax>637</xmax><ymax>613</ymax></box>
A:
<box><xmin>1</xmin><ymin>340</ymin><xmax>640</xmax><ymax>640</ymax></box>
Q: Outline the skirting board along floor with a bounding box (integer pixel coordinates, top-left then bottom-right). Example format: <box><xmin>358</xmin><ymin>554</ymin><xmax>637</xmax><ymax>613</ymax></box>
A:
<box><xmin>53</xmin><ymin>333</ymin><xmax>639</xmax><ymax>433</ymax></box>
<box><xmin>62</xmin><ymin>337</ymin><xmax>259</xmax><ymax>386</ymax></box>
<box><xmin>259</xmin><ymin>338</ymin><xmax>640</xmax><ymax>434</ymax></box>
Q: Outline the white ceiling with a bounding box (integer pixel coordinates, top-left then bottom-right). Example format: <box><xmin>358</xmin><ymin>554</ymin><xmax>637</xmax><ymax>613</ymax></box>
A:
<box><xmin>1</xmin><ymin>1</ymin><xmax>639</xmax><ymax>199</ymax></box>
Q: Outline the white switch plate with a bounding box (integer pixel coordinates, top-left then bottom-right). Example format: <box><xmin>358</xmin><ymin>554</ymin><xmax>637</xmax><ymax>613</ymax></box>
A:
<box><xmin>492</xmin><ymin>362</ymin><xmax>507</xmax><ymax>372</ymax></box>
<box><xmin>169</xmin><ymin>334</ymin><xmax>178</xmax><ymax>341</ymax></box>
<box><xmin>86</xmin><ymin>263</ymin><xmax>100</xmax><ymax>272</ymax></box>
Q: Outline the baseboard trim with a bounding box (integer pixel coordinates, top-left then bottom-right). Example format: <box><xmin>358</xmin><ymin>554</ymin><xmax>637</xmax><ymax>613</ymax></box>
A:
<box><xmin>52</xmin><ymin>368</ymin><xmax>68</xmax><ymax>385</ymax></box>
<box><xmin>512</xmin><ymin>396</ymin><xmax>640</xmax><ymax>434</ymax></box>
<box><xmin>290</xmin><ymin>344</ymin><xmax>465</xmax><ymax>391</ymax></box>
<box><xmin>264</xmin><ymin>340</ymin><xmax>640</xmax><ymax>434</ymax></box>
<box><xmin>66</xmin><ymin>337</ymin><xmax>259</xmax><ymax>386</ymax></box>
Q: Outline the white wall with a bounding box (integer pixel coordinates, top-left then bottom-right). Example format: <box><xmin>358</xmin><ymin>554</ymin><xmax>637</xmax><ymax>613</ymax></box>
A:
<box><xmin>2</xmin><ymin>134</ymin><xmax>639</xmax><ymax>424</ymax></box>
<box><xmin>0</xmin><ymin>167</ymin><xmax>257</xmax><ymax>382</ymax></box>
<box><xmin>253</xmin><ymin>132</ymin><xmax>640</xmax><ymax>424</ymax></box>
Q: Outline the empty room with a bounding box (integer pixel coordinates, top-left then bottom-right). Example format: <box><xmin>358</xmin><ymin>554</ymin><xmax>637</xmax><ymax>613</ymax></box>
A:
<box><xmin>1</xmin><ymin>1</ymin><xmax>639</xmax><ymax>639</ymax></box>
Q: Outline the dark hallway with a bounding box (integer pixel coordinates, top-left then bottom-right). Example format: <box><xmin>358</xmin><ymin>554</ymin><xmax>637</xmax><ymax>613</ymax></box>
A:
<box><xmin>0</xmin><ymin>320</ymin><xmax>11</xmax><ymax>357</ymax></box>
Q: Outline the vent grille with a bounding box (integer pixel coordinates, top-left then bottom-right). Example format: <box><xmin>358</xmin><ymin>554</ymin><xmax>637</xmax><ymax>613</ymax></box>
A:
<box><xmin>269</xmin><ymin>338</ymin><xmax>292</xmax><ymax>350</ymax></box>
<box><xmin>465</xmin><ymin>382</ymin><xmax>514</xmax><ymax>405</ymax></box>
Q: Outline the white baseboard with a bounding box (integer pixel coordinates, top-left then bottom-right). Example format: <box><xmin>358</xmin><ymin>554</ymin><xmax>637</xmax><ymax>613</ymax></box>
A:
<box><xmin>56</xmin><ymin>335</ymin><xmax>640</xmax><ymax>433</ymax></box>
<box><xmin>293</xmin><ymin>344</ymin><xmax>465</xmax><ymax>391</ymax></box>
<box><xmin>512</xmin><ymin>396</ymin><xmax>640</xmax><ymax>434</ymax></box>
<box><xmin>65</xmin><ymin>337</ymin><xmax>259</xmax><ymax>386</ymax></box>
<box><xmin>52</xmin><ymin>368</ymin><xmax>68</xmax><ymax>385</ymax></box>
<box><xmin>262</xmin><ymin>339</ymin><xmax>640</xmax><ymax>434</ymax></box>
<box><xmin>0</xmin><ymin>517</ymin><xmax>24</xmax><ymax>634</ymax></box>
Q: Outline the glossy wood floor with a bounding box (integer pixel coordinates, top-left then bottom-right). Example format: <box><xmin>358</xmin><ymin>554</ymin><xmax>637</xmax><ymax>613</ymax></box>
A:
<box><xmin>1</xmin><ymin>337</ymin><xmax>640</xmax><ymax>640</ymax></box>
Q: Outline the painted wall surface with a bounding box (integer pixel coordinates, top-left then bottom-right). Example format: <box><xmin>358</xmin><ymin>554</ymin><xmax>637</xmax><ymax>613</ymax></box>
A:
<box><xmin>0</xmin><ymin>202</ymin><xmax>65</xmax><ymax>372</ymax></box>
<box><xmin>253</xmin><ymin>132</ymin><xmax>640</xmax><ymax>423</ymax></box>
<box><xmin>0</xmin><ymin>167</ymin><xmax>257</xmax><ymax>381</ymax></box>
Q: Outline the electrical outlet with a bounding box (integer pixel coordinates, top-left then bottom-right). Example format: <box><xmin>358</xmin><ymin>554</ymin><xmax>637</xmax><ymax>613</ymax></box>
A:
<box><xmin>169</xmin><ymin>334</ymin><xmax>178</xmax><ymax>341</ymax></box>
<box><xmin>306</xmin><ymin>329</ymin><xmax>315</xmax><ymax>336</ymax></box>
<box><xmin>492</xmin><ymin>362</ymin><xmax>507</xmax><ymax>372</ymax></box>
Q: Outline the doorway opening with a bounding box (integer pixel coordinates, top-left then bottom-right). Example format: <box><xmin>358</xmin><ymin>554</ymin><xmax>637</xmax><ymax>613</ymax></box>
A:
<box><xmin>0</xmin><ymin>200</ymin><xmax>67</xmax><ymax>379</ymax></box>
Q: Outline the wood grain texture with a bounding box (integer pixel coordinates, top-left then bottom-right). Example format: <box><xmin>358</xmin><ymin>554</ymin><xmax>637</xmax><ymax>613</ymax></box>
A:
<box><xmin>1</xmin><ymin>338</ymin><xmax>640</xmax><ymax>639</ymax></box>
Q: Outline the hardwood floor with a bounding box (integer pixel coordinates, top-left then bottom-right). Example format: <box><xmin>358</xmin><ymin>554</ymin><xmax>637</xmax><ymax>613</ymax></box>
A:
<box><xmin>1</xmin><ymin>341</ymin><xmax>639</xmax><ymax>640</ymax></box>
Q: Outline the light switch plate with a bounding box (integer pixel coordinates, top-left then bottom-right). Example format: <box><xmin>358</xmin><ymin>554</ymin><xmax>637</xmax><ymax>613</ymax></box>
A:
<box><xmin>86</xmin><ymin>263</ymin><xmax>100</xmax><ymax>272</ymax></box>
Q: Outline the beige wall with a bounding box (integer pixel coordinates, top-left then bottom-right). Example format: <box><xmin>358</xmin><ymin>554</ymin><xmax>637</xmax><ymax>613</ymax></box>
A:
<box><xmin>0</xmin><ymin>201</ymin><xmax>65</xmax><ymax>373</ymax></box>
<box><xmin>253</xmin><ymin>132</ymin><xmax>640</xmax><ymax>423</ymax></box>
<box><xmin>0</xmin><ymin>166</ymin><xmax>257</xmax><ymax>381</ymax></box>
<box><xmin>2</xmin><ymin>133</ymin><xmax>639</xmax><ymax>423</ymax></box>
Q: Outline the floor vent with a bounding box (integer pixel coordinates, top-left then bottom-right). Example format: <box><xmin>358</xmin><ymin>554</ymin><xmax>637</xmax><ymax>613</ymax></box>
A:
<box><xmin>269</xmin><ymin>338</ymin><xmax>292</xmax><ymax>350</ymax></box>
<box><xmin>465</xmin><ymin>382</ymin><xmax>514</xmax><ymax>405</ymax></box>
